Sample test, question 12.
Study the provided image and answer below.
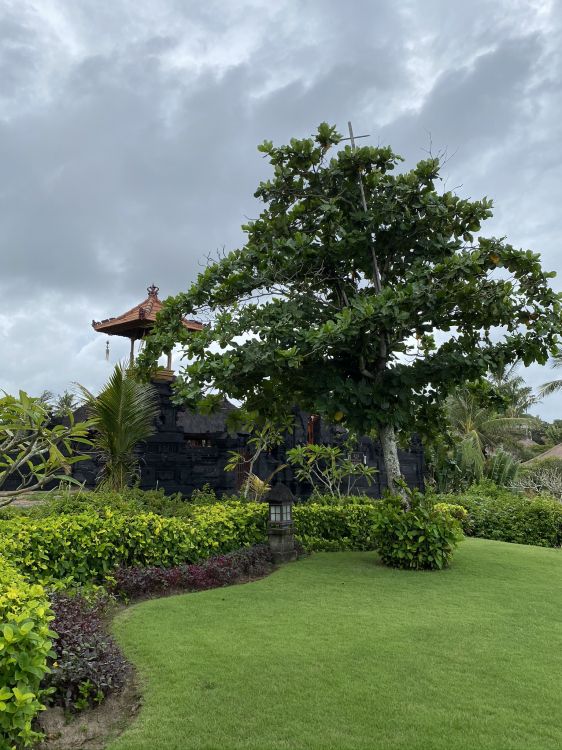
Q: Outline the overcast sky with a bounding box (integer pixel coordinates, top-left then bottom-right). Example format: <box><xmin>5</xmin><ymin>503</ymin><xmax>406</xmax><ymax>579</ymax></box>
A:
<box><xmin>1</xmin><ymin>0</ymin><xmax>561</xmax><ymax>419</ymax></box>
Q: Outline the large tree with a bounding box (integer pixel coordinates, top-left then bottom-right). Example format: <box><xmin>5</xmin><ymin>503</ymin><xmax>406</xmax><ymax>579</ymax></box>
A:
<box><xmin>139</xmin><ymin>124</ymin><xmax>561</xmax><ymax>497</ymax></box>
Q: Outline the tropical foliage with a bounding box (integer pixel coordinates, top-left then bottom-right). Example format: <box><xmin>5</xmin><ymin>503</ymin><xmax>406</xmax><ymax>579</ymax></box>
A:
<box><xmin>0</xmin><ymin>390</ymin><xmax>92</xmax><ymax>507</ymax></box>
<box><xmin>444</xmin><ymin>385</ymin><xmax>529</xmax><ymax>482</ymax></box>
<box><xmin>286</xmin><ymin>441</ymin><xmax>377</xmax><ymax>497</ymax></box>
<box><xmin>0</xmin><ymin>555</ymin><xmax>55</xmax><ymax>749</ymax></box>
<box><xmin>78</xmin><ymin>364</ymin><xmax>160</xmax><ymax>491</ymax></box>
<box><xmin>0</xmin><ymin>504</ymin><xmax>268</xmax><ymax>584</ymax></box>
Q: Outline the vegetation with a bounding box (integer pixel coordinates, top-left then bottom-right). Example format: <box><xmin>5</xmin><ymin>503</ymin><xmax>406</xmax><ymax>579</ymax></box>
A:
<box><xmin>110</xmin><ymin>544</ymin><xmax>273</xmax><ymax>600</ymax></box>
<box><xmin>539</xmin><ymin>353</ymin><xmax>562</xmax><ymax>397</ymax></box>
<box><xmin>109</xmin><ymin>543</ymin><xmax>562</xmax><ymax>750</ymax></box>
<box><xmin>449</xmin><ymin>484</ymin><xmax>562</xmax><ymax>547</ymax></box>
<box><xmin>517</xmin><ymin>458</ymin><xmax>562</xmax><ymax>499</ymax></box>
<box><xmin>0</xmin><ymin>390</ymin><xmax>92</xmax><ymax>506</ymax></box>
<box><xmin>38</xmin><ymin>390</ymin><xmax>79</xmax><ymax>418</ymax></box>
<box><xmin>1</xmin><ymin>479</ymin><xmax>561</xmax><ymax>743</ymax></box>
<box><xmin>0</xmin><ymin>504</ymin><xmax>268</xmax><ymax>585</ymax></box>
<box><xmin>139</xmin><ymin>124</ymin><xmax>560</xmax><ymax>501</ymax></box>
<box><xmin>78</xmin><ymin>364</ymin><xmax>160</xmax><ymax>491</ymax></box>
<box><xmin>286</xmin><ymin>441</ymin><xmax>377</xmax><ymax>497</ymax></box>
<box><xmin>47</xmin><ymin>591</ymin><xmax>128</xmax><ymax>711</ymax></box>
<box><xmin>0</xmin><ymin>555</ymin><xmax>55</xmax><ymax>750</ymax></box>
<box><xmin>373</xmin><ymin>493</ymin><xmax>461</xmax><ymax>570</ymax></box>
<box><xmin>225</xmin><ymin>421</ymin><xmax>289</xmax><ymax>500</ymax></box>
<box><xmin>426</xmin><ymin>362</ymin><xmax>549</xmax><ymax>491</ymax></box>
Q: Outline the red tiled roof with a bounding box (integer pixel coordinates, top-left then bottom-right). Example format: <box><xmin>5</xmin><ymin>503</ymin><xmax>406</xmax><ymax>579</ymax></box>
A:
<box><xmin>92</xmin><ymin>285</ymin><xmax>203</xmax><ymax>337</ymax></box>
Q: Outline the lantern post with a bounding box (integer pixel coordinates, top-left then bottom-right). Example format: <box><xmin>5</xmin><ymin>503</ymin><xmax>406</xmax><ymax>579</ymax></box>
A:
<box><xmin>265</xmin><ymin>483</ymin><xmax>297</xmax><ymax>564</ymax></box>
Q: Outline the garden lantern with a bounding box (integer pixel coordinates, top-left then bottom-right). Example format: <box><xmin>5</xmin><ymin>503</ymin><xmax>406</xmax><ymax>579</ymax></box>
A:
<box><xmin>266</xmin><ymin>483</ymin><xmax>297</xmax><ymax>563</ymax></box>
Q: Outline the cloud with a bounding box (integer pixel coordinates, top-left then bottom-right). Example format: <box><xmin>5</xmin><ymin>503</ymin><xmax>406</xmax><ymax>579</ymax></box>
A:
<box><xmin>1</xmin><ymin>0</ymin><xmax>561</xmax><ymax>419</ymax></box>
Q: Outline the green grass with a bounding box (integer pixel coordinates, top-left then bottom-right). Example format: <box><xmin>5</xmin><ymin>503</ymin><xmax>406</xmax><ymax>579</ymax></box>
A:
<box><xmin>109</xmin><ymin>539</ymin><xmax>562</xmax><ymax>750</ymax></box>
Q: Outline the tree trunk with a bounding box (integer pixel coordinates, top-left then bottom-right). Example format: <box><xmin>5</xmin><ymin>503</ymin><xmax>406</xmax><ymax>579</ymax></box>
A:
<box><xmin>379</xmin><ymin>423</ymin><xmax>409</xmax><ymax>508</ymax></box>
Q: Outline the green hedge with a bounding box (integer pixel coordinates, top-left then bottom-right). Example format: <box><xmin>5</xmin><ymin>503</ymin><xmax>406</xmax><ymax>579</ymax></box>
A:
<box><xmin>441</xmin><ymin>488</ymin><xmax>562</xmax><ymax>547</ymax></box>
<box><xmin>0</xmin><ymin>555</ymin><xmax>55</xmax><ymax>749</ymax></box>
<box><xmin>293</xmin><ymin>503</ymin><xmax>380</xmax><ymax>551</ymax></box>
<box><xmin>0</xmin><ymin>502</ymin><xmax>383</xmax><ymax>582</ymax></box>
<box><xmin>0</xmin><ymin>504</ymin><xmax>268</xmax><ymax>585</ymax></box>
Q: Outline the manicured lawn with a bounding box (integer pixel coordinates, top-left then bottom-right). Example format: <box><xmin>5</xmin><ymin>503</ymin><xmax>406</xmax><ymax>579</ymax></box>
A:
<box><xmin>110</xmin><ymin>539</ymin><xmax>562</xmax><ymax>750</ymax></box>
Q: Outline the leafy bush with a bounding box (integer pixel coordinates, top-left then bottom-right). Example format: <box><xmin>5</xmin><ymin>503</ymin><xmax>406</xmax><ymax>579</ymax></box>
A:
<box><xmin>433</xmin><ymin>502</ymin><xmax>471</xmax><ymax>533</ymax></box>
<box><xmin>455</xmin><ymin>490</ymin><xmax>562</xmax><ymax>547</ymax></box>
<box><xmin>293</xmin><ymin>503</ymin><xmax>380</xmax><ymax>551</ymax></box>
<box><xmin>373</xmin><ymin>495</ymin><xmax>462</xmax><ymax>570</ymax></box>
<box><xmin>0</xmin><ymin>504</ymin><xmax>268</xmax><ymax>584</ymax></box>
<box><xmin>111</xmin><ymin>544</ymin><xmax>273</xmax><ymax>599</ymax></box>
<box><xmin>0</xmin><ymin>555</ymin><xmax>55</xmax><ymax>749</ymax></box>
<box><xmin>189</xmin><ymin>483</ymin><xmax>220</xmax><ymax>505</ymax></box>
<box><xmin>46</xmin><ymin>592</ymin><xmax>128</xmax><ymax>711</ymax></box>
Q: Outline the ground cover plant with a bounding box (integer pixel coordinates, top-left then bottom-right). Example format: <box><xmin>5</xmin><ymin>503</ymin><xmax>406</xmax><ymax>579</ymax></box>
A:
<box><xmin>110</xmin><ymin>544</ymin><xmax>274</xmax><ymax>600</ymax></box>
<box><xmin>109</xmin><ymin>540</ymin><xmax>562</xmax><ymax>750</ymax></box>
<box><xmin>46</xmin><ymin>592</ymin><xmax>128</xmax><ymax>711</ymax></box>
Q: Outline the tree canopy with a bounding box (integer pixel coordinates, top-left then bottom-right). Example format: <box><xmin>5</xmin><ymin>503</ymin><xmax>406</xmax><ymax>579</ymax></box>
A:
<box><xmin>139</xmin><ymin>123</ymin><xmax>561</xmax><ymax>491</ymax></box>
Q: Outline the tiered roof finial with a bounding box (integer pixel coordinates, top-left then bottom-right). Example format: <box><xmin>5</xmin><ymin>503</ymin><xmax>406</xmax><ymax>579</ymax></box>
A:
<box><xmin>92</xmin><ymin>284</ymin><xmax>202</xmax><ymax>339</ymax></box>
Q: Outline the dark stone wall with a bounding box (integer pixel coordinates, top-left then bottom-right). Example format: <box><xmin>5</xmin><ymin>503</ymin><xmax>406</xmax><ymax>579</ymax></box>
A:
<box><xmin>71</xmin><ymin>381</ymin><xmax>425</xmax><ymax>498</ymax></box>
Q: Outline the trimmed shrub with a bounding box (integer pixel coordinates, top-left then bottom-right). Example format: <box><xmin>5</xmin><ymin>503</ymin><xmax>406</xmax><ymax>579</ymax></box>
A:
<box><xmin>0</xmin><ymin>504</ymin><xmax>268</xmax><ymax>584</ymax></box>
<box><xmin>455</xmin><ymin>491</ymin><xmax>562</xmax><ymax>547</ymax></box>
<box><xmin>46</xmin><ymin>592</ymin><xmax>128</xmax><ymax>711</ymax></box>
<box><xmin>0</xmin><ymin>555</ymin><xmax>55</xmax><ymax>749</ymax></box>
<box><xmin>293</xmin><ymin>503</ymin><xmax>380</xmax><ymax>551</ymax></box>
<box><xmin>373</xmin><ymin>496</ymin><xmax>461</xmax><ymax>570</ymax></box>
<box><xmin>111</xmin><ymin>544</ymin><xmax>273</xmax><ymax>599</ymax></box>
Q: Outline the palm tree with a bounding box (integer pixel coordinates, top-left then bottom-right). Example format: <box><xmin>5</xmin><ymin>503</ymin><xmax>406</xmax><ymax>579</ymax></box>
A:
<box><xmin>53</xmin><ymin>390</ymin><xmax>78</xmax><ymax>417</ymax></box>
<box><xmin>446</xmin><ymin>387</ymin><xmax>531</xmax><ymax>482</ymax></box>
<box><xmin>488</xmin><ymin>362</ymin><xmax>539</xmax><ymax>416</ymax></box>
<box><xmin>78</xmin><ymin>364</ymin><xmax>160</xmax><ymax>492</ymax></box>
<box><xmin>539</xmin><ymin>355</ymin><xmax>562</xmax><ymax>397</ymax></box>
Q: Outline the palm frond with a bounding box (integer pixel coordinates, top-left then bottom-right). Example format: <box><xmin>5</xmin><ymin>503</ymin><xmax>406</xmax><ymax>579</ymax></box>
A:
<box><xmin>77</xmin><ymin>364</ymin><xmax>159</xmax><ymax>491</ymax></box>
<box><xmin>538</xmin><ymin>379</ymin><xmax>562</xmax><ymax>397</ymax></box>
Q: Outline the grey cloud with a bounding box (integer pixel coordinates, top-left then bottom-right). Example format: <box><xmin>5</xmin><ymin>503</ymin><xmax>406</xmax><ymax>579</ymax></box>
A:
<box><xmin>1</xmin><ymin>0</ymin><xmax>561</xmax><ymax>419</ymax></box>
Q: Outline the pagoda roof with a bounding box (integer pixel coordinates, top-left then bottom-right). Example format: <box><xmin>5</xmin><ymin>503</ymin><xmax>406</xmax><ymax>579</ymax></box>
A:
<box><xmin>92</xmin><ymin>284</ymin><xmax>203</xmax><ymax>338</ymax></box>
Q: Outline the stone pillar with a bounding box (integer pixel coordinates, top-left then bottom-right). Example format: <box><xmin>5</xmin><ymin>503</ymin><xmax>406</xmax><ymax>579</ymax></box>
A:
<box><xmin>267</xmin><ymin>527</ymin><xmax>298</xmax><ymax>564</ymax></box>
